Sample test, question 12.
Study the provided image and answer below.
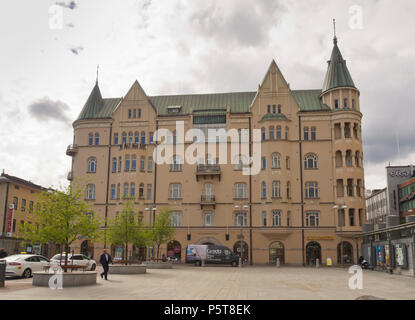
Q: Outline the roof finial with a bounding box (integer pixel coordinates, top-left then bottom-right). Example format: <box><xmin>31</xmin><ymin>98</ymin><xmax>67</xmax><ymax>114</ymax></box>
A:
<box><xmin>96</xmin><ymin>64</ymin><xmax>99</xmax><ymax>85</ymax></box>
<box><xmin>333</xmin><ymin>18</ymin><xmax>338</xmax><ymax>45</ymax></box>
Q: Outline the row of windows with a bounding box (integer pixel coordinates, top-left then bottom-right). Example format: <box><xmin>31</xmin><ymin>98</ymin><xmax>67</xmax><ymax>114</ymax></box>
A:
<box><xmin>112</xmin><ymin>156</ymin><xmax>153</xmax><ymax>173</ymax></box>
<box><xmin>334</xmin><ymin>122</ymin><xmax>360</xmax><ymax>140</ymax></box>
<box><xmin>110</xmin><ymin>183</ymin><xmax>152</xmax><ymax>200</ymax></box>
<box><xmin>86</xmin><ymin>181</ymin><xmax>320</xmax><ymax>201</ymax></box>
<box><xmin>334</xmin><ymin>98</ymin><xmax>356</xmax><ymax>110</ymax></box>
<box><xmin>11</xmin><ymin>197</ymin><xmax>34</xmax><ymax>212</ymax></box>
<box><xmin>127</xmin><ymin>108</ymin><xmax>142</xmax><ymax>119</ymax></box>
<box><xmin>88</xmin><ymin>133</ymin><xmax>100</xmax><ymax>146</ymax></box>
<box><xmin>261</xmin><ymin>126</ymin><xmax>289</xmax><ymax>141</ymax></box>
<box><xmin>337</xmin><ymin>208</ymin><xmax>364</xmax><ymax>227</ymax></box>
<box><xmin>114</xmin><ymin>131</ymin><xmax>154</xmax><ymax>145</ymax></box>
<box><xmin>336</xmin><ymin>179</ymin><xmax>364</xmax><ymax>198</ymax></box>
<box><xmin>266</xmin><ymin>104</ymin><xmax>282</xmax><ymax>114</ymax></box>
<box><xmin>399</xmin><ymin>182</ymin><xmax>415</xmax><ymax>199</ymax></box>
<box><xmin>335</xmin><ymin>150</ymin><xmax>362</xmax><ymax>168</ymax></box>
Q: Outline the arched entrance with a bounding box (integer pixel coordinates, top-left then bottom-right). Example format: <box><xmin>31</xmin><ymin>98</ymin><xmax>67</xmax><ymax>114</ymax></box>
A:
<box><xmin>233</xmin><ymin>241</ymin><xmax>248</xmax><ymax>263</ymax></box>
<box><xmin>306</xmin><ymin>241</ymin><xmax>321</xmax><ymax>265</ymax></box>
<box><xmin>81</xmin><ymin>240</ymin><xmax>94</xmax><ymax>259</ymax></box>
<box><xmin>196</xmin><ymin>237</ymin><xmax>221</xmax><ymax>246</ymax></box>
<box><xmin>337</xmin><ymin>241</ymin><xmax>354</xmax><ymax>264</ymax></box>
<box><xmin>269</xmin><ymin>241</ymin><xmax>285</xmax><ymax>264</ymax></box>
<box><xmin>167</xmin><ymin>240</ymin><xmax>182</xmax><ymax>261</ymax></box>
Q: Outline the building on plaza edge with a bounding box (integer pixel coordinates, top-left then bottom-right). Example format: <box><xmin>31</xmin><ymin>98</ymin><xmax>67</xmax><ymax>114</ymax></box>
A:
<box><xmin>67</xmin><ymin>33</ymin><xmax>366</xmax><ymax>265</ymax></box>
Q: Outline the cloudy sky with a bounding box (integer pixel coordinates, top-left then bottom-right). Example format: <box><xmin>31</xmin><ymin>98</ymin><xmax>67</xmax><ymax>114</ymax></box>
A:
<box><xmin>0</xmin><ymin>0</ymin><xmax>414</xmax><ymax>190</ymax></box>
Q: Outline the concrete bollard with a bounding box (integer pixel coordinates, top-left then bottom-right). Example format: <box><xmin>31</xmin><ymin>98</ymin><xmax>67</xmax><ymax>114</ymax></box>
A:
<box><xmin>316</xmin><ymin>258</ymin><xmax>320</xmax><ymax>268</ymax></box>
<box><xmin>239</xmin><ymin>257</ymin><xmax>242</xmax><ymax>268</ymax></box>
<box><xmin>201</xmin><ymin>259</ymin><xmax>205</xmax><ymax>267</ymax></box>
<box><xmin>276</xmin><ymin>258</ymin><xmax>280</xmax><ymax>268</ymax></box>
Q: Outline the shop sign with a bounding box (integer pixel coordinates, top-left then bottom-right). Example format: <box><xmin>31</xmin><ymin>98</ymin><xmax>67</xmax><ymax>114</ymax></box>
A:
<box><xmin>306</xmin><ymin>236</ymin><xmax>334</xmax><ymax>241</ymax></box>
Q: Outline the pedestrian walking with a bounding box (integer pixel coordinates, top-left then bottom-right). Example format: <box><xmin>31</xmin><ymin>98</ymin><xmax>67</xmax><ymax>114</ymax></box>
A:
<box><xmin>0</xmin><ymin>248</ymin><xmax>7</xmax><ymax>259</ymax></box>
<box><xmin>99</xmin><ymin>249</ymin><xmax>112</xmax><ymax>280</ymax></box>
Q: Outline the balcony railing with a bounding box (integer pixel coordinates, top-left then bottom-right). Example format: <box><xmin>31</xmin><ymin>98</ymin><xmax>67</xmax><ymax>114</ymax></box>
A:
<box><xmin>66</xmin><ymin>144</ymin><xmax>78</xmax><ymax>156</ymax></box>
<box><xmin>200</xmin><ymin>195</ymin><xmax>216</xmax><ymax>209</ymax></box>
<box><xmin>196</xmin><ymin>164</ymin><xmax>221</xmax><ymax>181</ymax></box>
<box><xmin>201</xmin><ymin>195</ymin><xmax>216</xmax><ymax>203</ymax></box>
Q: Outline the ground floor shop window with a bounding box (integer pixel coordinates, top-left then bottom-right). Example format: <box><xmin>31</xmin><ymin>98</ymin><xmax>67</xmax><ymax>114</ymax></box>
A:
<box><xmin>269</xmin><ymin>241</ymin><xmax>284</xmax><ymax>264</ymax></box>
<box><xmin>167</xmin><ymin>240</ymin><xmax>181</xmax><ymax>261</ymax></box>
<box><xmin>337</xmin><ymin>241</ymin><xmax>353</xmax><ymax>264</ymax></box>
<box><xmin>306</xmin><ymin>241</ymin><xmax>321</xmax><ymax>265</ymax></box>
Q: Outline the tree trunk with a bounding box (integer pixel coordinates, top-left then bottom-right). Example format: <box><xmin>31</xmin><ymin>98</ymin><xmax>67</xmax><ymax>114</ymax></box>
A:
<box><xmin>64</xmin><ymin>244</ymin><xmax>69</xmax><ymax>273</ymax></box>
<box><xmin>125</xmin><ymin>243</ymin><xmax>128</xmax><ymax>266</ymax></box>
<box><xmin>156</xmin><ymin>244</ymin><xmax>160</xmax><ymax>260</ymax></box>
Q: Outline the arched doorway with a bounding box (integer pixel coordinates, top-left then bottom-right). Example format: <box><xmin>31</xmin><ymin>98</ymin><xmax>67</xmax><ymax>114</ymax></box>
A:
<box><xmin>167</xmin><ymin>240</ymin><xmax>181</xmax><ymax>261</ymax></box>
<box><xmin>196</xmin><ymin>237</ymin><xmax>221</xmax><ymax>246</ymax></box>
<box><xmin>306</xmin><ymin>241</ymin><xmax>321</xmax><ymax>265</ymax></box>
<box><xmin>233</xmin><ymin>241</ymin><xmax>248</xmax><ymax>263</ymax></box>
<box><xmin>81</xmin><ymin>240</ymin><xmax>94</xmax><ymax>259</ymax></box>
<box><xmin>337</xmin><ymin>241</ymin><xmax>354</xmax><ymax>264</ymax></box>
<box><xmin>269</xmin><ymin>241</ymin><xmax>285</xmax><ymax>264</ymax></box>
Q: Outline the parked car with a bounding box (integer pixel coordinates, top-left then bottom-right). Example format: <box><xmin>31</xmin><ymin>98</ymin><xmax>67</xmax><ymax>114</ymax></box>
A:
<box><xmin>0</xmin><ymin>254</ymin><xmax>50</xmax><ymax>278</ymax></box>
<box><xmin>185</xmin><ymin>245</ymin><xmax>239</xmax><ymax>267</ymax></box>
<box><xmin>50</xmin><ymin>253</ymin><xmax>97</xmax><ymax>270</ymax></box>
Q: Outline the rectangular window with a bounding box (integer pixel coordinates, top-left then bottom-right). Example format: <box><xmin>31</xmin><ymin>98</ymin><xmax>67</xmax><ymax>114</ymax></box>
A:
<box><xmin>114</xmin><ymin>133</ymin><xmax>119</xmax><ymax>145</ymax></box>
<box><xmin>234</xmin><ymin>183</ymin><xmax>247</xmax><ymax>199</ymax></box>
<box><xmin>261</xmin><ymin>157</ymin><xmax>266</xmax><ymax>170</ymax></box>
<box><xmin>111</xmin><ymin>184</ymin><xmax>116</xmax><ymax>200</ymax></box>
<box><xmin>204</xmin><ymin>212</ymin><xmax>213</xmax><ymax>226</ymax></box>
<box><xmin>21</xmin><ymin>199</ymin><xmax>26</xmax><ymax>212</ymax></box>
<box><xmin>234</xmin><ymin>212</ymin><xmax>248</xmax><ymax>226</ymax></box>
<box><xmin>13</xmin><ymin>197</ymin><xmax>18</xmax><ymax>210</ymax></box>
<box><xmin>125</xmin><ymin>155</ymin><xmax>130</xmax><ymax>172</ymax></box>
<box><xmin>148</xmin><ymin>157</ymin><xmax>153</xmax><ymax>172</ymax></box>
<box><xmin>272</xmin><ymin>105</ymin><xmax>276</xmax><ymax>113</ymax></box>
<box><xmin>306</xmin><ymin>212</ymin><xmax>319</xmax><ymax>226</ymax></box>
<box><xmin>29</xmin><ymin>201</ymin><xmax>33</xmax><ymax>213</ymax></box>
<box><xmin>334</xmin><ymin>99</ymin><xmax>339</xmax><ymax>109</ymax></box>
<box><xmin>147</xmin><ymin>184</ymin><xmax>152</xmax><ymax>200</ymax></box>
<box><xmin>170</xmin><ymin>211</ymin><xmax>182</xmax><ymax>227</ymax></box>
<box><xmin>287</xmin><ymin>211</ymin><xmax>291</xmax><ymax>226</ymax></box>
<box><xmin>311</xmin><ymin>127</ymin><xmax>316</xmax><ymax>141</ymax></box>
<box><xmin>131</xmin><ymin>156</ymin><xmax>137</xmax><ymax>172</ymax></box>
<box><xmin>272</xmin><ymin>211</ymin><xmax>281</xmax><ymax>226</ymax></box>
<box><xmin>133</xmin><ymin>109</ymin><xmax>136</xmax><ymax>118</ymax></box>
<box><xmin>262</xmin><ymin>211</ymin><xmax>267</xmax><ymax>226</ymax></box>
<box><xmin>149</xmin><ymin>132</ymin><xmax>154</xmax><ymax>144</ymax></box>
<box><xmin>169</xmin><ymin>184</ymin><xmax>182</xmax><ymax>199</ymax></box>
<box><xmin>128</xmin><ymin>109</ymin><xmax>132</xmax><ymax>118</ymax></box>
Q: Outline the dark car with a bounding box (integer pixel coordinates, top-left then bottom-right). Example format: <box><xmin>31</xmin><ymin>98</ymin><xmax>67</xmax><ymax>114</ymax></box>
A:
<box><xmin>186</xmin><ymin>245</ymin><xmax>239</xmax><ymax>267</ymax></box>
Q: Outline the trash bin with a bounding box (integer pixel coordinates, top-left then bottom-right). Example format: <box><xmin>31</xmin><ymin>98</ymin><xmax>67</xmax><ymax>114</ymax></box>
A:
<box><xmin>0</xmin><ymin>261</ymin><xmax>6</xmax><ymax>288</ymax></box>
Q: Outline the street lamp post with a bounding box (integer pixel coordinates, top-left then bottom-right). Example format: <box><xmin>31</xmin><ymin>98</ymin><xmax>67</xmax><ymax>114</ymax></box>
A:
<box><xmin>334</xmin><ymin>204</ymin><xmax>347</xmax><ymax>267</ymax></box>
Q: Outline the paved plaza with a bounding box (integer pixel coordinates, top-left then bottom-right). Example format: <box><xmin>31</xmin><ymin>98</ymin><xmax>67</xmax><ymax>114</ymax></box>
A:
<box><xmin>1</xmin><ymin>265</ymin><xmax>414</xmax><ymax>300</ymax></box>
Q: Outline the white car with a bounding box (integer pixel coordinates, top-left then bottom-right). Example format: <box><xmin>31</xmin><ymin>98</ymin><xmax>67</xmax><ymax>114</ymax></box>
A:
<box><xmin>50</xmin><ymin>254</ymin><xmax>97</xmax><ymax>271</ymax></box>
<box><xmin>0</xmin><ymin>254</ymin><xmax>50</xmax><ymax>278</ymax></box>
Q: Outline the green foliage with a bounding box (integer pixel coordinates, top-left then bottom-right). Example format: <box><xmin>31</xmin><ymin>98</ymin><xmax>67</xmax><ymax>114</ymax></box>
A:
<box><xmin>19</xmin><ymin>182</ymin><xmax>102</xmax><ymax>249</ymax></box>
<box><xmin>150</xmin><ymin>208</ymin><xmax>175</xmax><ymax>259</ymax></box>
<box><xmin>107</xmin><ymin>201</ymin><xmax>151</xmax><ymax>262</ymax></box>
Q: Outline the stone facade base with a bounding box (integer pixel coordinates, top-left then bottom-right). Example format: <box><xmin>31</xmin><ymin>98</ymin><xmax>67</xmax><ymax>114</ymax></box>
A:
<box><xmin>144</xmin><ymin>262</ymin><xmax>173</xmax><ymax>269</ymax></box>
<box><xmin>109</xmin><ymin>265</ymin><xmax>147</xmax><ymax>274</ymax></box>
<box><xmin>32</xmin><ymin>272</ymin><xmax>97</xmax><ymax>287</ymax></box>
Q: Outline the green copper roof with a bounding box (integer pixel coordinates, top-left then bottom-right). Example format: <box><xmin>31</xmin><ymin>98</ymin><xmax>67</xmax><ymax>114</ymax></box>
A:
<box><xmin>322</xmin><ymin>43</ymin><xmax>355</xmax><ymax>93</ymax></box>
<box><xmin>76</xmin><ymin>83</ymin><xmax>122</xmax><ymax>121</ymax></box>
<box><xmin>149</xmin><ymin>92</ymin><xmax>256</xmax><ymax>115</ymax></box>
<box><xmin>76</xmin><ymin>86</ymin><xmax>332</xmax><ymax>121</ymax></box>
<box><xmin>259</xmin><ymin>113</ymin><xmax>289</xmax><ymax>122</ymax></box>
<box><xmin>292</xmin><ymin>90</ymin><xmax>331</xmax><ymax>112</ymax></box>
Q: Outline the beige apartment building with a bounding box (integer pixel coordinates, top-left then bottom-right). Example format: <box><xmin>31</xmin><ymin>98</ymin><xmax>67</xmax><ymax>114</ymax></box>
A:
<box><xmin>68</xmin><ymin>35</ymin><xmax>366</xmax><ymax>265</ymax></box>
<box><xmin>0</xmin><ymin>172</ymin><xmax>51</xmax><ymax>256</ymax></box>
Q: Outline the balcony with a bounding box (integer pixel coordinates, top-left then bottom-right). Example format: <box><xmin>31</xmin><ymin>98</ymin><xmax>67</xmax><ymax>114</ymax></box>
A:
<box><xmin>67</xmin><ymin>171</ymin><xmax>73</xmax><ymax>181</ymax></box>
<box><xmin>66</xmin><ymin>144</ymin><xmax>78</xmax><ymax>156</ymax></box>
<box><xmin>196</xmin><ymin>164</ymin><xmax>221</xmax><ymax>181</ymax></box>
<box><xmin>200</xmin><ymin>195</ymin><xmax>216</xmax><ymax>209</ymax></box>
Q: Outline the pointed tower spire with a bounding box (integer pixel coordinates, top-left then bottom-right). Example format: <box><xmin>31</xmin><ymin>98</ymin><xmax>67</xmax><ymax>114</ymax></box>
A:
<box><xmin>321</xmin><ymin>21</ymin><xmax>355</xmax><ymax>93</ymax></box>
<box><xmin>96</xmin><ymin>65</ymin><xmax>99</xmax><ymax>85</ymax></box>
<box><xmin>77</xmin><ymin>81</ymin><xmax>105</xmax><ymax>120</ymax></box>
<box><xmin>333</xmin><ymin>18</ymin><xmax>338</xmax><ymax>45</ymax></box>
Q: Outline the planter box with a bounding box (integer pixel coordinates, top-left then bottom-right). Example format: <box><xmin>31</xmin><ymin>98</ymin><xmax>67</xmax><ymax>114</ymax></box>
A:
<box><xmin>32</xmin><ymin>271</ymin><xmax>97</xmax><ymax>287</ymax></box>
<box><xmin>143</xmin><ymin>262</ymin><xmax>173</xmax><ymax>269</ymax></box>
<box><xmin>108</xmin><ymin>265</ymin><xmax>146</xmax><ymax>274</ymax></box>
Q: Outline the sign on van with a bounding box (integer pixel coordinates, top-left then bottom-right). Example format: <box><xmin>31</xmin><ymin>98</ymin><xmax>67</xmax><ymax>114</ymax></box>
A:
<box><xmin>186</xmin><ymin>245</ymin><xmax>207</xmax><ymax>260</ymax></box>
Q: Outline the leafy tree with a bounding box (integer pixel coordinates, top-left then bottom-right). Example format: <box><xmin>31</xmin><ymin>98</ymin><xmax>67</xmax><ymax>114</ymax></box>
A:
<box><xmin>151</xmin><ymin>208</ymin><xmax>175</xmax><ymax>260</ymax></box>
<box><xmin>107</xmin><ymin>201</ymin><xmax>151</xmax><ymax>265</ymax></box>
<box><xmin>19</xmin><ymin>182</ymin><xmax>102</xmax><ymax>271</ymax></box>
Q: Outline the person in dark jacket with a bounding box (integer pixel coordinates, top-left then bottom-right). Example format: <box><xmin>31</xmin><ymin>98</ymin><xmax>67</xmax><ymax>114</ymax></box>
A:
<box><xmin>0</xmin><ymin>248</ymin><xmax>7</xmax><ymax>259</ymax></box>
<box><xmin>99</xmin><ymin>249</ymin><xmax>113</xmax><ymax>280</ymax></box>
